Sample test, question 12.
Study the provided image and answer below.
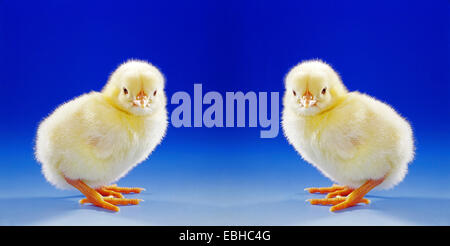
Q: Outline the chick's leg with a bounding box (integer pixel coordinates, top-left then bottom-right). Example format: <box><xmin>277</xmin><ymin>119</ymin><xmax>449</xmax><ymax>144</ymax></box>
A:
<box><xmin>306</xmin><ymin>177</ymin><xmax>384</xmax><ymax>212</ymax></box>
<box><xmin>64</xmin><ymin>177</ymin><xmax>143</xmax><ymax>212</ymax></box>
<box><xmin>64</xmin><ymin>177</ymin><xmax>119</xmax><ymax>212</ymax></box>
<box><xmin>329</xmin><ymin>177</ymin><xmax>384</xmax><ymax>212</ymax></box>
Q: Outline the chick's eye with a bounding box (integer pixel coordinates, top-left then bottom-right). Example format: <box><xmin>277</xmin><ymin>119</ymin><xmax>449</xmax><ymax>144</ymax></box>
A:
<box><xmin>293</xmin><ymin>90</ymin><xmax>297</xmax><ymax>96</ymax></box>
<box><xmin>123</xmin><ymin>88</ymin><xmax>128</xmax><ymax>95</ymax></box>
<box><xmin>321</xmin><ymin>87</ymin><xmax>327</xmax><ymax>95</ymax></box>
<box><xmin>153</xmin><ymin>90</ymin><xmax>157</xmax><ymax>96</ymax></box>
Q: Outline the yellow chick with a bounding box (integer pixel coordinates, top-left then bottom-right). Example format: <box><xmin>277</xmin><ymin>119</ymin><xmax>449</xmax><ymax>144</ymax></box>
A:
<box><xmin>282</xmin><ymin>60</ymin><xmax>414</xmax><ymax>212</ymax></box>
<box><xmin>35</xmin><ymin>60</ymin><xmax>168</xmax><ymax>212</ymax></box>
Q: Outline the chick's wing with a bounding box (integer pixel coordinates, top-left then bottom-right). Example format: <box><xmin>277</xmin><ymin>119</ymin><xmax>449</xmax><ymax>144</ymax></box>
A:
<box><xmin>72</xmin><ymin>95</ymin><xmax>127</xmax><ymax>160</ymax></box>
<box><xmin>318</xmin><ymin>101</ymin><xmax>369</xmax><ymax>161</ymax></box>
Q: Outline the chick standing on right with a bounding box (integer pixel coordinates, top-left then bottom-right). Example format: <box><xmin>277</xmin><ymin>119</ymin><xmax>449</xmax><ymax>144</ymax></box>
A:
<box><xmin>282</xmin><ymin>60</ymin><xmax>414</xmax><ymax>212</ymax></box>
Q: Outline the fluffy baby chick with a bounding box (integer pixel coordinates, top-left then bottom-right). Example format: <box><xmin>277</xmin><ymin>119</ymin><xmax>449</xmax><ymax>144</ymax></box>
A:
<box><xmin>35</xmin><ymin>60</ymin><xmax>168</xmax><ymax>212</ymax></box>
<box><xmin>282</xmin><ymin>60</ymin><xmax>414</xmax><ymax>212</ymax></box>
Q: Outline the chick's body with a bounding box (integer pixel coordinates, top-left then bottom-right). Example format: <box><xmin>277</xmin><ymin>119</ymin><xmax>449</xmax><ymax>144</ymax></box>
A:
<box><xmin>36</xmin><ymin>92</ymin><xmax>167</xmax><ymax>189</ymax></box>
<box><xmin>282</xmin><ymin>60</ymin><xmax>414</xmax><ymax>211</ymax></box>
<box><xmin>35</xmin><ymin>60</ymin><xmax>167</xmax><ymax>211</ymax></box>
<box><xmin>283</xmin><ymin>91</ymin><xmax>413</xmax><ymax>190</ymax></box>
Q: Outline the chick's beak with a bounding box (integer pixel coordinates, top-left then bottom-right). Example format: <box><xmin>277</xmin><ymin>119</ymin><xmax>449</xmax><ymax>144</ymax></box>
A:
<box><xmin>134</xmin><ymin>90</ymin><xmax>148</xmax><ymax>108</ymax></box>
<box><xmin>301</xmin><ymin>90</ymin><xmax>316</xmax><ymax>108</ymax></box>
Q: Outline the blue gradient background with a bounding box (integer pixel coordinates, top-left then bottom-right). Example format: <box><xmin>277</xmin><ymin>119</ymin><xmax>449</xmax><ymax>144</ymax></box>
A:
<box><xmin>0</xmin><ymin>0</ymin><xmax>449</xmax><ymax>225</ymax></box>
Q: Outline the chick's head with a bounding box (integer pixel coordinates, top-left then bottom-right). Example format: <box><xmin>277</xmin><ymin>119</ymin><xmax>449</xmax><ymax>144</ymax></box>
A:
<box><xmin>284</xmin><ymin>60</ymin><xmax>348</xmax><ymax>116</ymax></box>
<box><xmin>102</xmin><ymin>60</ymin><xmax>166</xmax><ymax>116</ymax></box>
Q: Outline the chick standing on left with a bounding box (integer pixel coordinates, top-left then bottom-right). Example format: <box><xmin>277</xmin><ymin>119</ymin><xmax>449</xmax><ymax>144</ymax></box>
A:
<box><xmin>35</xmin><ymin>60</ymin><xmax>168</xmax><ymax>212</ymax></box>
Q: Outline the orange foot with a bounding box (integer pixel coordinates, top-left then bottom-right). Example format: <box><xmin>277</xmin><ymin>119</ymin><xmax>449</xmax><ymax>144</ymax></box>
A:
<box><xmin>64</xmin><ymin>177</ymin><xmax>144</xmax><ymax>212</ymax></box>
<box><xmin>305</xmin><ymin>177</ymin><xmax>385</xmax><ymax>212</ymax></box>
<box><xmin>96</xmin><ymin>184</ymin><xmax>145</xmax><ymax>198</ymax></box>
<box><xmin>305</xmin><ymin>184</ymin><xmax>354</xmax><ymax>198</ymax></box>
